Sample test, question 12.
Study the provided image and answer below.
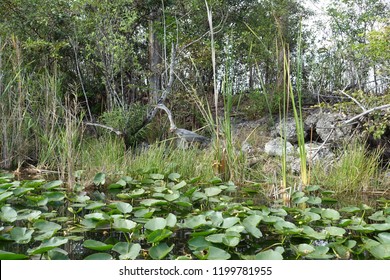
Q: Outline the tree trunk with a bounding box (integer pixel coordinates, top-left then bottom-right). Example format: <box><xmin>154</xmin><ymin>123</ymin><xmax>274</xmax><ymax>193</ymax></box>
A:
<box><xmin>148</xmin><ymin>19</ymin><xmax>162</xmax><ymax>103</ymax></box>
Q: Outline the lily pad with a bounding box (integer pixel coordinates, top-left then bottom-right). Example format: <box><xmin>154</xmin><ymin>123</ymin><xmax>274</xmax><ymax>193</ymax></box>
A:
<box><xmin>84</xmin><ymin>253</ymin><xmax>113</xmax><ymax>260</ymax></box>
<box><xmin>306</xmin><ymin>246</ymin><xmax>334</xmax><ymax>259</ymax></box>
<box><xmin>27</xmin><ymin>237</ymin><xmax>68</xmax><ymax>255</ymax></box>
<box><xmin>0</xmin><ymin>206</ymin><xmax>17</xmax><ymax>222</ymax></box>
<box><xmin>41</xmin><ymin>180</ymin><xmax>63</xmax><ymax>190</ymax></box>
<box><xmin>221</xmin><ymin>217</ymin><xmax>240</xmax><ymax>228</ymax></box>
<box><xmin>297</xmin><ymin>243</ymin><xmax>315</xmax><ymax>255</ymax></box>
<box><xmin>166</xmin><ymin>213</ymin><xmax>177</xmax><ymax>228</ymax></box>
<box><xmin>0</xmin><ymin>192</ymin><xmax>13</xmax><ymax>202</ymax></box>
<box><xmin>34</xmin><ymin>220</ymin><xmax>61</xmax><ymax>232</ymax></box>
<box><xmin>115</xmin><ymin>202</ymin><xmax>133</xmax><ymax>214</ymax></box>
<box><xmin>168</xmin><ymin>173</ymin><xmax>181</xmax><ymax>181</ymax></box>
<box><xmin>149</xmin><ymin>173</ymin><xmax>164</xmax><ymax>180</ymax></box>
<box><xmin>207</xmin><ymin>246</ymin><xmax>231</xmax><ymax>260</ymax></box>
<box><xmin>140</xmin><ymin>199</ymin><xmax>167</xmax><ymax>207</ymax></box>
<box><xmin>113</xmin><ymin>218</ymin><xmax>137</xmax><ymax>232</ymax></box>
<box><xmin>204</xmin><ymin>187</ymin><xmax>222</xmax><ymax>197</ymax></box>
<box><xmin>145</xmin><ymin>217</ymin><xmax>167</xmax><ymax>231</ymax></box>
<box><xmin>112</xmin><ymin>242</ymin><xmax>141</xmax><ymax>260</ymax></box>
<box><xmin>0</xmin><ymin>250</ymin><xmax>28</xmax><ymax>260</ymax></box>
<box><xmin>188</xmin><ymin>236</ymin><xmax>211</xmax><ymax>251</ymax></box>
<box><xmin>10</xmin><ymin>227</ymin><xmax>34</xmax><ymax>244</ymax></box>
<box><xmin>321</xmin><ymin>209</ymin><xmax>340</xmax><ymax>220</ymax></box>
<box><xmin>149</xmin><ymin>243</ymin><xmax>174</xmax><ymax>260</ymax></box>
<box><xmin>93</xmin><ymin>172</ymin><xmax>106</xmax><ymax>186</ymax></box>
<box><xmin>325</xmin><ymin>226</ymin><xmax>346</xmax><ymax>237</ymax></box>
<box><xmin>83</xmin><ymin>240</ymin><xmax>113</xmax><ymax>251</ymax></box>
<box><xmin>205</xmin><ymin>234</ymin><xmax>224</xmax><ymax>243</ymax></box>
<box><xmin>367</xmin><ymin>244</ymin><xmax>390</xmax><ymax>260</ymax></box>
<box><xmin>172</xmin><ymin>180</ymin><xmax>186</xmax><ymax>190</ymax></box>
<box><xmin>146</xmin><ymin>229</ymin><xmax>173</xmax><ymax>243</ymax></box>
<box><xmin>256</xmin><ymin>249</ymin><xmax>283</xmax><ymax>260</ymax></box>
<box><xmin>183</xmin><ymin>215</ymin><xmax>209</xmax><ymax>229</ymax></box>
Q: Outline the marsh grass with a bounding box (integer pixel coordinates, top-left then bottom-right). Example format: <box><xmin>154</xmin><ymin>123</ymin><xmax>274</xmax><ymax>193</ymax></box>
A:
<box><xmin>312</xmin><ymin>141</ymin><xmax>382</xmax><ymax>194</ymax></box>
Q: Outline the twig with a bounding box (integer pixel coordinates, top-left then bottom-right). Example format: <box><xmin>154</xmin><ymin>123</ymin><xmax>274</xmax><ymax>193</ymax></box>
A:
<box><xmin>338</xmin><ymin>90</ymin><xmax>366</xmax><ymax>111</ymax></box>
<box><xmin>311</xmin><ymin>127</ymin><xmax>334</xmax><ymax>160</ymax></box>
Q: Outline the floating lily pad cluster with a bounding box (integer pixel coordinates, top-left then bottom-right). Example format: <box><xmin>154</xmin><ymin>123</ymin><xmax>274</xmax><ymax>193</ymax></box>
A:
<box><xmin>0</xmin><ymin>172</ymin><xmax>389</xmax><ymax>260</ymax></box>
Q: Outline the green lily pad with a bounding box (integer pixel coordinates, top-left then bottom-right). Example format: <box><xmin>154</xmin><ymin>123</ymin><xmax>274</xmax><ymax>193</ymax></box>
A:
<box><xmin>112</xmin><ymin>242</ymin><xmax>141</xmax><ymax>260</ymax></box>
<box><xmin>34</xmin><ymin>220</ymin><xmax>61</xmax><ymax>232</ymax></box>
<box><xmin>204</xmin><ymin>187</ymin><xmax>222</xmax><ymax>197</ymax></box>
<box><xmin>243</xmin><ymin>215</ymin><xmax>262</xmax><ymax>238</ymax></box>
<box><xmin>115</xmin><ymin>202</ymin><xmax>133</xmax><ymax>214</ymax></box>
<box><xmin>297</xmin><ymin>243</ymin><xmax>315</xmax><ymax>255</ymax></box>
<box><xmin>145</xmin><ymin>217</ymin><xmax>167</xmax><ymax>231</ymax></box>
<box><xmin>321</xmin><ymin>209</ymin><xmax>340</xmax><ymax>220</ymax></box>
<box><xmin>85</xmin><ymin>201</ymin><xmax>106</xmax><ymax>210</ymax></box>
<box><xmin>256</xmin><ymin>249</ymin><xmax>283</xmax><ymax>260</ymax></box>
<box><xmin>93</xmin><ymin>172</ymin><xmax>106</xmax><ymax>186</ymax></box>
<box><xmin>369</xmin><ymin>211</ymin><xmax>386</xmax><ymax>222</ymax></box>
<box><xmin>149</xmin><ymin>173</ymin><xmax>165</xmax><ymax>180</ymax></box>
<box><xmin>41</xmin><ymin>180</ymin><xmax>63</xmax><ymax>190</ymax></box>
<box><xmin>221</xmin><ymin>217</ymin><xmax>240</xmax><ymax>228</ymax></box>
<box><xmin>348</xmin><ymin>225</ymin><xmax>375</xmax><ymax>233</ymax></box>
<box><xmin>222</xmin><ymin>231</ymin><xmax>241</xmax><ymax>247</ymax></box>
<box><xmin>172</xmin><ymin>180</ymin><xmax>186</xmax><ymax>190</ymax></box>
<box><xmin>306</xmin><ymin>185</ymin><xmax>320</xmax><ymax>192</ymax></box>
<box><xmin>340</xmin><ymin>206</ymin><xmax>361</xmax><ymax>213</ymax></box>
<box><xmin>371</xmin><ymin>223</ymin><xmax>390</xmax><ymax>231</ymax></box>
<box><xmin>140</xmin><ymin>199</ymin><xmax>167</xmax><ymax>207</ymax></box>
<box><xmin>376</xmin><ymin>232</ymin><xmax>390</xmax><ymax>244</ymax></box>
<box><xmin>164</xmin><ymin>192</ymin><xmax>180</xmax><ymax>201</ymax></box>
<box><xmin>83</xmin><ymin>240</ymin><xmax>113</xmax><ymax>251</ymax></box>
<box><xmin>13</xmin><ymin>187</ymin><xmax>34</xmax><ymax>196</ymax></box>
<box><xmin>302</xmin><ymin>226</ymin><xmax>327</xmax><ymax>239</ymax></box>
<box><xmin>84</xmin><ymin>212</ymin><xmax>109</xmax><ymax>221</ymax></box>
<box><xmin>205</xmin><ymin>234</ymin><xmax>224</xmax><ymax>243</ymax></box>
<box><xmin>27</xmin><ymin>237</ymin><xmax>68</xmax><ymax>255</ymax></box>
<box><xmin>325</xmin><ymin>226</ymin><xmax>346</xmax><ymax>237</ymax></box>
<box><xmin>306</xmin><ymin>246</ymin><xmax>334</xmax><ymax>259</ymax></box>
<box><xmin>22</xmin><ymin>179</ymin><xmax>45</xmax><ymax>188</ymax></box>
<box><xmin>149</xmin><ymin>243</ymin><xmax>174</xmax><ymax>260</ymax></box>
<box><xmin>0</xmin><ymin>250</ymin><xmax>28</xmax><ymax>260</ymax></box>
<box><xmin>184</xmin><ymin>215</ymin><xmax>209</xmax><ymax>229</ymax></box>
<box><xmin>168</xmin><ymin>173</ymin><xmax>181</xmax><ymax>181</ymax></box>
<box><xmin>0</xmin><ymin>192</ymin><xmax>13</xmax><ymax>202</ymax></box>
<box><xmin>0</xmin><ymin>206</ymin><xmax>17</xmax><ymax>222</ymax></box>
<box><xmin>166</xmin><ymin>213</ymin><xmax>177</xmax><ymax>228</ymax></box>
<box><xmin>10</xmin><ymin>227</ymin><xmax>34</xmax><ymax>244</ymax></box>
<box><xmin>206</xmin><ymin>246</ymin><xmax>231</xmax><ymax>260</ymax></box>
<box><xmin>188</xmin><ymin>236</ymin><xmax>211</xmax><ymax>251</ymax></box>
<box><xmin>306</xmin><ymin>196</ymin><xmax>322</xmax><ymax>205</ymax></box>
<box><xmin>113</xmin><ymin>218</ymin><xmax>137</xmax><ymax>232</ymax></box>
<box><xmin>147</xmin><ymin>229</ymin><xmax>173</xmax><ymax>243</ymax></box>
<box><xmin>367</xmin><ymin>244</ymin><xmax>390</xmax><ymax>259</ymax></box>
<box><xmin>44</xmin><ymin>192</ymin><xmax>65</xmax><ymax>202</ymax></box>
<box><xmin>84</xmin><ymin>253</ymin><xmax>113</xmax><ymax>260</ymax></box>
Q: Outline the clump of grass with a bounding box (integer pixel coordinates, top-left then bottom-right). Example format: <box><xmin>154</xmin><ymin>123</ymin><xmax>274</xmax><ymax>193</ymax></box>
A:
<box><xmin>312</xmin><ymin>141</ymin><xmax>382</xmax><ymax>194</ymax></box>
<box><xmin>78</xmin><ymin>134</ymin><xmax>127</xmax><ymax>177</ymax></box>
<box><xmin>128</xmin><ymin>142</ymin><xmax>215</xmax><ymax>180</ymax></box>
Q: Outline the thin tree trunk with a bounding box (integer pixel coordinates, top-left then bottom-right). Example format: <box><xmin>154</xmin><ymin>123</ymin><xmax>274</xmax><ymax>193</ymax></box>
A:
<box><xmin>149</xmin><ymin>19</ymin><xmax>162</xmax><ymax>103</ymax></box>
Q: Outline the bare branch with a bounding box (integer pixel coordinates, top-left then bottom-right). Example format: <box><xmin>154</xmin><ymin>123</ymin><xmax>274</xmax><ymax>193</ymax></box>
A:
<box><xmin>84</xmin><ymin>122</ymin><xmax>123</xmax><ymax>136</ymax></box>
<box><xmin>344</xmin><ymin>104</ymin><xmax>390</xmax><ymax>125</ymax></box>
<box><xmin>338</xmin><ymin>90</ymin><xmax>366</xmax><ymax>111</ymax></box>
